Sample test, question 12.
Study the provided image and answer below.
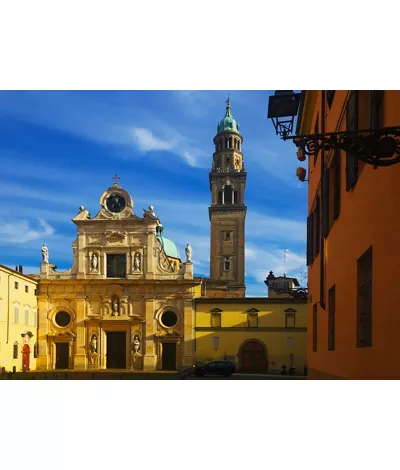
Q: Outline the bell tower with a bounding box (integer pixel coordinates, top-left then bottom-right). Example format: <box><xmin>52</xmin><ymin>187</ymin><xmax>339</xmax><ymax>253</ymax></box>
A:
<box><xmin>209</xmin><ymin>98</ymin><xmax>246</xmax><ymax>297</ymax></box>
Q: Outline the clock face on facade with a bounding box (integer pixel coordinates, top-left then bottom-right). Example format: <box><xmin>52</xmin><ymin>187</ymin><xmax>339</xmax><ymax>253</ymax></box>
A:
<box><xmin>106</xmin><ymin>193</ymin><xmax>126</xmax><ymax>213</ymax></box>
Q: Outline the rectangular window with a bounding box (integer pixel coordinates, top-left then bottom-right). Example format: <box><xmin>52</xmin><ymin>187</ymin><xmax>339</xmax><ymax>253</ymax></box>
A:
<box><xmin>34</xmin><ymin>343</ymin><xmax>38</xmax><ymax>358</ymax></box>
<box><xmin>224</xmin><ymin>257</ymin><xmax>231</xmax><ymax>271</ymax></box>
<box><xmin>106</xmin><ymin>254</ymin><xmax>126</xmax><ymax>278</ymax></box>
<box><xmin>25</xmin><ymin>285</ymin><xmax>29</xmax><ymax>293</ymax></box>
<box><xmin>248</xmin><ymin>314</ymin><xmax>258</xmax><ymax>328</ymax></box>
<box><xmin>306</xmin><ymin>213</ymin><xmax>314</xmax><ymax>266</ymax></box>
<box><xmin>369</xmin><ymin>90</ymin><xmax>384</xmax><ymax>129</ymax></box>
<box><xmin>14</xmin><ymin>281</ymin><xmax>19</xmax><ymax>290</ymax></box>
<box><xmin>13</xmin><ymin>342</ymin><xmax>18</xmax><ymax>359</ymax></box>
<box><xmin>333</xmin><ymin>147</ymin><xmax>341</xmax><ymax>220</ymax></box>
<box><xmin>346</xmin><ymin>91</ymin><xmax>359</xmax><ymax>190</ymax></box>
<box><xmin>313</xmin><ymin>304</ymin><xmax>318</xmax><ymax>352</ymax></box>
<box><xmin>34</xmin><ymin>288</ymin><xmax>37</xmax><ymax>296</ymax></box>
<box><xmin>14</xmin><ymin>306</ymin><xmax>19</xmax><ymax>324</ymax></box>
<box><xmin>211</xmin><ymin>313</ymin><xmax>221</xmax><ymax>328</ymax></box>
<box><xmin>315</xmin><ymin>195</ymin><xmax>320</xmax><ymax>255</ymax></box>
<box><xmin>314</xmin><ymin>115</ymin><xmax>319</xmax><ymax>165</ymax></box>
<box><xmin>322</xmin><ymin>167</ymin><xmax>330</xmax><ymax>238</ymax></box>
<box><xmin>25</xmin><ymin>308</ymin><xmax>29</xmax><ymax>325</ymax></box>
<box><xmin>357</xmin><ymin>247</ymin><xmax>373</xmax><ymax>347</ymax></box>
<box><xmin>328</xmin><ymin>285</ymin><xmax>336</xmax><ymax>351</ymax></box>
<box><xmin>285</xmin><ymin>313</ymin><xmax>295</xmax><ymax>328</ymax></box>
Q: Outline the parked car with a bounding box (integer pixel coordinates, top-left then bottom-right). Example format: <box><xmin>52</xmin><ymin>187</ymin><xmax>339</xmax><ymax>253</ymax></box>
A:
<box><xmin>193</xmin><ymin>361</ymin><xmax>236</xmax><ymax>377</ymax></box>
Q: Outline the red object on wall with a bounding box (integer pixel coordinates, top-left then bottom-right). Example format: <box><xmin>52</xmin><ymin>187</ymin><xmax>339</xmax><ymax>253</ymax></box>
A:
<box><xmin>22</xmin><ymin>344</ymin><xmax>30</xmax><ymax>371</ymax></box>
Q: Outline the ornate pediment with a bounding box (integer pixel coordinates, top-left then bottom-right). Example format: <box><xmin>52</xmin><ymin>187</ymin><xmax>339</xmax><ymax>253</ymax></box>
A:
<box><xmin>104</xmin><ymin>231</ymin><xmax>127</xmax><ymax>245</ymax></box>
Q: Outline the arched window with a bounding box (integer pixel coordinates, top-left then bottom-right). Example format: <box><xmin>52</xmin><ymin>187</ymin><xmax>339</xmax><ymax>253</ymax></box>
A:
<box><xmin>218</xmin><ymin>190</ymin><xmax>223</xmax><ymax>204</ymax></box>
<box><xmin>14</xmin><ymin>305</ymin><xmax>19</xmax><ymax>324</ymax></box>
<box><xmin>233</xmin><ymin>191</ymin><xmax>238</xmax><ymax>204</ymax></box>
<box><xmin>224</xmin><ymin>257</ymin><xmax>231</xmax><ymax>271</ymax></box>
<box><xmin>224</xmin><ymin>185</ymin><xmax>233</xmax><ymax>204</ymax></box>
<box><xmin>225</xmin><ymin>138</ymin><xmax>229</xmax><ymax>148</ymax></box>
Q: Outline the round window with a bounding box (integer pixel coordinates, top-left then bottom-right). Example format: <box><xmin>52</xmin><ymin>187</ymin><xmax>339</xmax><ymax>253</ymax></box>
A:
<box><xmin>161</xmin><ymin>311</ymin><xmax>178</xmax><ymax>327</ymax></box>
<box><xmin>55</xmin><ymin>311</ymin><xmax>72</xmax><ymax>328</ymax></box>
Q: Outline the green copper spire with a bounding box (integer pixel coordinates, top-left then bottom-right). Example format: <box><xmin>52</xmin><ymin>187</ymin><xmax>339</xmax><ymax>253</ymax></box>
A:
<box><xmin>217</xmin><ymin>97</ymin><xmax>240</xmax><ymax>134</ymax></box>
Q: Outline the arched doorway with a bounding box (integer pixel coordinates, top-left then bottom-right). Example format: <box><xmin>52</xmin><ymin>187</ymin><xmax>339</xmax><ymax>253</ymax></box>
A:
<box><xmin>239</xmin><ymin>340</ymin><xmax>268</xmax><ymax>373</ymax></box>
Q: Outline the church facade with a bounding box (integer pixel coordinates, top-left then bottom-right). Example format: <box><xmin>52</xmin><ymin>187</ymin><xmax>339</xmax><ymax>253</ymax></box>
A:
<box><xmin>36</xmin><ymin>181</ymin><xmax>200</xmax><ymax>371</ymax></box>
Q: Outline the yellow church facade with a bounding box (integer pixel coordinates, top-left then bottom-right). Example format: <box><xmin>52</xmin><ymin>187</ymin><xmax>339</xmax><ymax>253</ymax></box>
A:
<box><xmin>0</xmin><ymin>264</ymin><xmax>38</xmax><ymax>372</ymax></box>
<box><xmin>36</xmin><ymin>181</ymin><xmax>200</xmax><ymax>371</ymax></box>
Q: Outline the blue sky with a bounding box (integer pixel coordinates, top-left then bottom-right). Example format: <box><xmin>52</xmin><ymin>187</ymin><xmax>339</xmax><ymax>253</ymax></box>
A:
<box><xmin>0</xmin><ymin>90</ymin><xmax>307</xmax><ymax>296</ymax></box>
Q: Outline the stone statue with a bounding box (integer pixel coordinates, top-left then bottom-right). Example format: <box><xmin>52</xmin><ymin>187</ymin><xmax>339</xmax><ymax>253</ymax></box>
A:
<box><xmin>112</xmin><ymin>299</ymin><xmax>119</xmax><ymax>315</ymax></box>
<box><xmin>133</xmin><ymin>335</ymin><xmax>141</xmax><ymax>354</ymax></box>
<box><xmin>91</xmin><ymin>253</ymin><xmax>98</xmax><ymax>271</ymax></box>
<box><xmin>185</xmin><ymin>243</ymin><xmax>192</xmax><ymax>262</ymax></box>
<box><xmin>90</xmin><ymin>334</ymin><xmax>97</xmax><ymax>353</ymax></box>
<box><xmin>148</xmin><ymin>205</ymin><xmax>155</xmax><ymax>216</ymax></box>
<box><xmin>41</xmin><ymin>244</ymin><xmax>49</xmax><ymax>263</ymax></box>
<box><xmin>134</xmin><ymin>252</ymin><xmax>141</xmax><ymax>272</ymax></box>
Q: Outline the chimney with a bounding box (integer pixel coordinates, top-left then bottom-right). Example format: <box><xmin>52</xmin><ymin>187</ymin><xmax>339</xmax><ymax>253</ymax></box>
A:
<box><xmin>19</xmin><ymin>265</ymin><xmax>23</xmax><ymax>274</ymax></box>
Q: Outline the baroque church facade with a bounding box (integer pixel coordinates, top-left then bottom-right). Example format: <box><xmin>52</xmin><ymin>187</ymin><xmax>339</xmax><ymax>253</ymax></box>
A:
<box><xmin>31</xmin><ymin>100</ymin><xmax>308</xmax><ymax>373</ymax></box>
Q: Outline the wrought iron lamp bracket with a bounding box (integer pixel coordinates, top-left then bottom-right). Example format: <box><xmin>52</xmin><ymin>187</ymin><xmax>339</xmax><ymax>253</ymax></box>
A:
<box><xmin>284</xmin><ymin>126</ymin><xmax>400</xmax><ymax>167</ymax></box>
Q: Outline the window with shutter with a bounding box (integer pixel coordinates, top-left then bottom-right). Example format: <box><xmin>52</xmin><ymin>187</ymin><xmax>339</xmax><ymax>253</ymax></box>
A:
<box><xmin>357</xmin><ymin>247</ymin><xmax>373</xmax><ymax>347</ymax></box>
<box><xmin>370</xmin><ymin>90</ymin><xmax>384</xmax><ymax>129</ymax></box>
<box><xmin>307</xmin><ymin>213</ymin><xmax>314</xmax><ymax>266</ymax></box>
<box><xmin>328</xmin><ymin>285</ymin><xmax>336</xmax><ymax>351</ymax></box>
<box><xmin>315</xmin><ymin>195</ymin><xmax>320</xmax><ymax>255</ymax></box>
<box><xmin>322</xmin><ymin>167</ymin><xmax>330</xmax><ymax>238</ymax></box>
<box><xmin>346</xmin><ymin>91</ymin><xmax>359</xmax><ymax>190</ymax></box>
<box><xmin>313</xmin><ymin>304</ymin><xmax>318</xmax><ymax>352</ymax></box>
<box><xmin>333</xmin><ymin>147</ymin><xmax>341</xmax><ymax>220</ymax></box>
<box><xmin>34</xmin><ymin>343</ymin><xmax>38</xmax><ymax>358</ymax></box>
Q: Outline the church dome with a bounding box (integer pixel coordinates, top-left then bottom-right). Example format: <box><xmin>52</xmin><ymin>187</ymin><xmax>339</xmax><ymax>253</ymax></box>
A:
<box><xmin>156</xmin><ymin>225</ymin><xmax>181</xmax><ymax>260</ymax></box>
<box><xmin>217</xmin><ymin>98</ymin><xmax>240</xmax><ymax>134</ymax></box>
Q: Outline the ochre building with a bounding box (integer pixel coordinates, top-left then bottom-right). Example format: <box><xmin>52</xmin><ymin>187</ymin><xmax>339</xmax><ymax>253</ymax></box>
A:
<box><xmin>298</xmin><ymin>90</ymin><xmax>400</xmax><ymax>379</ymax></box>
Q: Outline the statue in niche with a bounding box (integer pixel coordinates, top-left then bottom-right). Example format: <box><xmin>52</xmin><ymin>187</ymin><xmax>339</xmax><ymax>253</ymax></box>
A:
<box><xmin>91</xmin><ymin>253</ymin><xmax>98</xmax><ymax>271</ymax></box>
<box><xmin>133</xmin><ymin>252</ymin><xmax>141</xmax><ymax>272</ymax></box>
<box><xmin>112</xmin><ymin>299</ymin><xmax>119</xmax><ymax>316</ymax></box>
<box><xmin>90</xmin><ymin>334</ymin><xmax>98</xmax><ymax>353</ymax></box>
<box><xmin>133</xmin><ymin>335</ymin><xmax>141</xmax><ymax>354</ymax></box>
<box><xmin>185</xmin><ymin>243</ymin><xmax>192</xmax><ymax>262</ymax></box>
<box><xmin>41</xmin><ymin>244</ymin><xmax>49</xmax><ymax>263</ymax></box>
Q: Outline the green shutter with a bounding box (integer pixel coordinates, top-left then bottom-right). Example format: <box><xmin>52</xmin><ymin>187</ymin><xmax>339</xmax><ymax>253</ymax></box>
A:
<box><xmin>322</xmin><ymin>167</ymin><xmax>330</xmax><ymax>238</ymax></box>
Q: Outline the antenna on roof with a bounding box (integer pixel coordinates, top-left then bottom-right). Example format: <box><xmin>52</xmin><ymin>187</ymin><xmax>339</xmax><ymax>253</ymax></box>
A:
<box><xmin>284</xmin><ymin>249</ymin><xmax>289</xmax><ymax>276</ymax></box>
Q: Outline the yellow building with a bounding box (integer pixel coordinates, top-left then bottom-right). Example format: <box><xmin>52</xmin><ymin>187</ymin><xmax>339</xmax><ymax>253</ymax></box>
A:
<box><xmin>0</xmin><ymin>265</ymin><xmax>38</xmax><ymax>372</ymax></box>
<box><xmin>194</xmin><ymin>294</ymin><xmax>307</xmax><ymax>373</ymax></box>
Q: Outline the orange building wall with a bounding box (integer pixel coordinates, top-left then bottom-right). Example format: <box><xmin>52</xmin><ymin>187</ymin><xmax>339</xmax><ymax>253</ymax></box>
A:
<box><xmin>303</xmin><ymin>90</ymin><xmax>400</xmax><ymax>379</ymax></box>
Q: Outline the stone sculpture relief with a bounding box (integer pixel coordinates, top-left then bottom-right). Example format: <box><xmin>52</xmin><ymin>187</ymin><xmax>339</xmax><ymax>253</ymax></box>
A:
<box><xmin>133</xmin><ymin>252</ymin><xmax>141</xmax><ymax>272</ymax></box>
<box><xmin>91</xmin><ymin>253</ymin><xmax>98</xmax><ymax>271</ymax></box>
<box><xmin>185</xmin><ymin>243</ymin><xmax>192</xmax><ymax>262</ymax></box>
<box><xmin>41</xmin><ymin>244</ymin><xmax>49</xmax><ymax>263</ymax></box>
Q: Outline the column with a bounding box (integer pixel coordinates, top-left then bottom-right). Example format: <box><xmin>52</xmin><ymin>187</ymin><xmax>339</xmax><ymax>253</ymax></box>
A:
<box><xmin>74</xmin><ymin>298</ymin><xmax>87</xmax><ymax>369</ymax></box>
<box><xmin>142</xmin><ymin>298</ymin><xmax>156</xmax><ymax>370</ymax></box>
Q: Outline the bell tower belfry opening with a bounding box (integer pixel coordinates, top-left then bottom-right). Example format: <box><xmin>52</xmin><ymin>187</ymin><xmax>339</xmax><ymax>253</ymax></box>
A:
<box><xmin>209</xmin><ymin>98</ymin><xmax>247</xmax><ymax>297</ymax></box>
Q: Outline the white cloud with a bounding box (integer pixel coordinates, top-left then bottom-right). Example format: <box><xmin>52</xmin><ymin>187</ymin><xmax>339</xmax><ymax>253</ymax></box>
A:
<box><xmin>246</xmin><ymin>211</ymin><xmax>306</xmax><ymax>244</ymax></box>
<box><xmin>131</xmin><ymin>126</ymin><xmax>209</xmax><ymax>168</ymax></box>
<box><xmin>0</xmin><ymin>218</ymin><xmax>55</xmax><ymax>244</ymax></box>
<box><xmin>131</xmin><ymin>128</ymin><xmax>176</xmax><ymax>152</ymax></box>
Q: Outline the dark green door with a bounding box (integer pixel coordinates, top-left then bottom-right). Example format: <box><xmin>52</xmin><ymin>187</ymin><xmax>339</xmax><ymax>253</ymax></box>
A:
<box><xmin>55</xmin><ymin>343</ymin><xmax>69</xmax><ymax>369</ymax></box>
<box><xmin>106</xmin><ymin>332</ymin><xmax>126</xmax><ymax>369</ymax></box>
<box><xmin>162</xmin><ymin>343</ymin><xmax>177</xmax><ymax>370</ymax></box>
